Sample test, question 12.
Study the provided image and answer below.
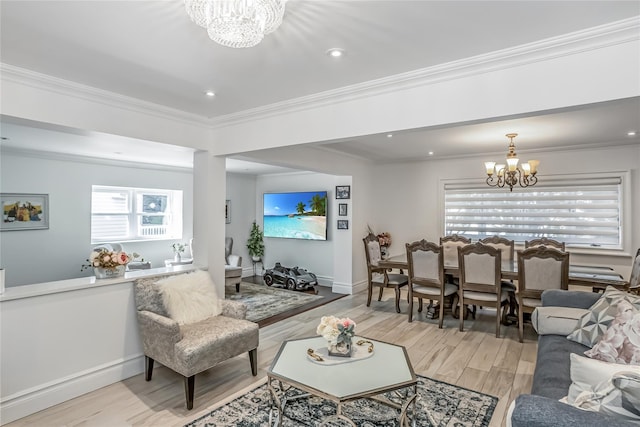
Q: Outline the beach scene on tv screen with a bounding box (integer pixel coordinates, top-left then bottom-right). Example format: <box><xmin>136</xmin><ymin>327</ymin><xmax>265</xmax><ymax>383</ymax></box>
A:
<box><xmin>263</xmin><ymin>191</ymin><xmax>327</xmax><ymax>240</ymax></box>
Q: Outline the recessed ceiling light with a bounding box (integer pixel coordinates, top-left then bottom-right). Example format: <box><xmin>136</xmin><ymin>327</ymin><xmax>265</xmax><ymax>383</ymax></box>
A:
<box><xmin>386</xmin><ymin>134</ymin><xmax>393</xmax><ymax>138</ymax></box>
<box><xmin>428</xmin><ymin>151</ymin><xmax>434</xmax><ymax>156</ymax></box>
<box><xmin>326</xmin><ymin>48</ymin><xmax>345</xmax><ymax>58</ymax></box>
<box><xmin>205</xmin><ymin>90</ymin><xmax>216</xmax><ymax>97</ymax></box>
<box><xmin>628</xmin><ymin>131</ymin><xmax>637</xmax><ymax>136</ymax></box>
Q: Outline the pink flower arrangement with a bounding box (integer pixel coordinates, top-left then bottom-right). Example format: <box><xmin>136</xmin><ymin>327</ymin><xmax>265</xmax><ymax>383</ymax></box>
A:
<box><xmin>317</xmin><ymin>315</ymin><xmax>356</xmax><ymax>344</ymax></box>
<box><xmin>81</xmin><ymin>249</ymin><xmax>132</xmax><ymax>271</ymax></box>
<box><xmin>377</xmin><ymin>232</ymin><xmax>391</xmax><ymax>247</ymax></box>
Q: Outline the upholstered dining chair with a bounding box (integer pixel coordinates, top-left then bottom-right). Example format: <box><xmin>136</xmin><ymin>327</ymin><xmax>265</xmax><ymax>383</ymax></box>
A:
<box><xmin>480</xmin><ymin>235</ymin><xmax>517</xmax><ymax>316</ymax></box>
<box><xmin>516</xmin><ymin>246</ymin><xmax>570</xmax><ymax>342</ymax></box>
<box><xmin>439</xmin><ymin>234</ymin><xmax>471</xmax><ymax>287</ymax></box>
<box><xmin>440</xmin><ymin>234</ymin><xmax>471</xmax><ymax>268</ymax></box>
<box><xmin>457</xmin><ymin>242</ymin><xmax>509</xmax><ymax>338</ymax></box>
<box><xmin>524</xmin><ymin>237</ymin><xmax>566</xmax><ymax>251</ymax></box>
<box><xmin>627</xmin><ymin>248</ymin><xmax>640</xmax><ymax>295</ymax></box>
<box><xmin>363</xmin><ymin>233</ymin><xmax>408</xmax><ymax>313</ymax></box>
<box><xmin>406</xmin><ymin>240</ymin><xmax>458</xmax><ymax>327</ymax></box>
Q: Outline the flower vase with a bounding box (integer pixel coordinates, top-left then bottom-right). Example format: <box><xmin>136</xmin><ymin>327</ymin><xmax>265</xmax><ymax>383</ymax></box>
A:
<box><xmin>94</xmin><ymin>265</ymin><xmax>126</xmax><ymax>279</ymax></box>
<box><xmin>174</xmin><ymin>252</ymin><xmax>182</xmax><ymax>262</ymax></box>
<box><xmin>380</xmin><ymin>245</ymin><xmax>389</xmax><ymax>259</ymax></box>
<box><xmin>328</xmin><ymin>337</ymin><xmax>352</xmax><ymax>357</ymax></box>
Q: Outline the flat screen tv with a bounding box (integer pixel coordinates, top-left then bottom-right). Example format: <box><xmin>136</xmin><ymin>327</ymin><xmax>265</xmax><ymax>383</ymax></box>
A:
<box><xmin>263</xmin><ymin>191</ymin><xmax>328</xmax><ymax>240</ymax></box>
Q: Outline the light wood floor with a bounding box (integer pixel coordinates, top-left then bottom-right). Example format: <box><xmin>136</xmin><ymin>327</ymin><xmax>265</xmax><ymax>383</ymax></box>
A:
<box><xmin>5</xmin><ymin>289</ymin><xmax>538</xmax><ymax>427</ymax></box>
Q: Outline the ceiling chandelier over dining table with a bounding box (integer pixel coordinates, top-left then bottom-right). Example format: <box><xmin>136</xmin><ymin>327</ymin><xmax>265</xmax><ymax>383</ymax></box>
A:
<box><xmin>184</xmin><ymin>0</ymin><xmax>287</xmax><ymax>48</ymax></box>
<box><xmin>484</xmin><ymin>133</ymin><xmax>539</xmax><ymax>192</ymax></box>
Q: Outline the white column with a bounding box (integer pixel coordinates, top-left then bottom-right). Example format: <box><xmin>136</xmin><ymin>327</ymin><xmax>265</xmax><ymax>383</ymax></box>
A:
<box><xmin>193</xmin><ymin>151</ymin><xmax>226</xmax><ymax>296</ymax></box>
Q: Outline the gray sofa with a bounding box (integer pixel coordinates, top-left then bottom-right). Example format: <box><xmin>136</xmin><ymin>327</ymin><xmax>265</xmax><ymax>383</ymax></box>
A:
<box><xmin>510</xmin><ymin>289</ymin><xmax>636</xmax><ymax>426</ymax></box>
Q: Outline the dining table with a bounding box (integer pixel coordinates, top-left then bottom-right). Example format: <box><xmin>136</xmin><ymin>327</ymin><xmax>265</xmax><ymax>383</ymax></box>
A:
<box><xmin>377</xmin><ymin>254</ymin><xmax>628</xmax><ymax>292</ymax></box>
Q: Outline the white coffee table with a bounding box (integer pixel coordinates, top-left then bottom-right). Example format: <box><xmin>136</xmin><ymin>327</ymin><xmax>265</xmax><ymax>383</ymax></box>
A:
<box><xmin>267</xmin><ymin>336</ymin><xmax>417</xmax><ymax>426</ymax></box>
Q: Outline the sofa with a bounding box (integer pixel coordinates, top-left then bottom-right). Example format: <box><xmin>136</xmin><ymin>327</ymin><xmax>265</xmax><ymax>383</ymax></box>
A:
<box><xmin>510</xmin><ymin>289</ymin><xmax>637</xmax><ymax>426</ymax></box>
<box><xmin>225</xmin><ymin>237</ymin><xmax>243</xmax><ymax>292</ymax></box>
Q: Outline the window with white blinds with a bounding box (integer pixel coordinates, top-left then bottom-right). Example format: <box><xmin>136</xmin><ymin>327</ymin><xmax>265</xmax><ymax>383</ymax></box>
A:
<box><xmin>91</xmin><ymin>185</ymin><xmax>183</xmax><ymax>243</ymax></box>
<box><xmin>443</xmin><ymin>175</ymin><xmax>624</xmax><ymax>249</ymax></box>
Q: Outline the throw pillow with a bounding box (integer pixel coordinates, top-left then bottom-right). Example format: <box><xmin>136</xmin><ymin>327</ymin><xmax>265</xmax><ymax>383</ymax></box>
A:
<box><xmin>530</xmin><ymin>306</ymin><xmax>590</xmax><ymax>336</ymax></box>
<box><xmin>565</xmin><ymin>354</ymin><xmax>640</xmax><ymax>403</ymax></box>
<box><xmin>567</xmin><ymin>286</ymin><xmax>640</xmax><ymax>348</ymax></box>
<box><xmin>563</xmin><ymin>354</ymin><xmax>640</xmax><ymax>422</ymax></box>
<box><xmin>585</xmin><ymin>303</ymin><xmax>640</xmax><ymax>365</ymax></box>
<box><xmin>157</xmin><ymin>270</ymin><xmax>221</xmax><ymax>324</ymax></box>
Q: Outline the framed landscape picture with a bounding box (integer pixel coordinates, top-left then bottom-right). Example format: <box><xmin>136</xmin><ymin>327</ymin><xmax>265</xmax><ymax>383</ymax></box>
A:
<box><xmin>336</xmin><ymin>185</ymin><xmax>351</xmax><ymax>199</ymax></box>
<box><xmin>338</xmin><ymin>203</ymin><xmax>348</xmax><ymax>216</ymax></box>
<box><xmin>337</xmin><ymin>220</ymin><xmax>349</xmax><ymax>230</ymax></box>
<box><xmin>1</xmin><ymin>193</ymin><xmax>49</xmax><ymax>231</ymax></box>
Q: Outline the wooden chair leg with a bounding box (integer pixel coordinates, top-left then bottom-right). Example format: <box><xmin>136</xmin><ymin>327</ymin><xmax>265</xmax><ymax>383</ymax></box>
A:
<box><xmin>249</xmin><ymin>348</ymin><xmax>258</xmax><ymax>376</ymax></box>
<box><xmin>235</xmin><ymin>282</ymin><xmax>240</xmax><ymax>293</ymax></box>
<box><xmin>495</xmin><ymin>303</ymin><xmax>501</xmax><ymax>338</ymax></box>
<box><xmin>184</xmin><ymin>375</ymin><xmax>195</xmax><ymax>410</ymax></box>
<box><xmin>144</xmin><ymin>356</ymin><xmax>154</xmax><ymax>381</ymax></box>
<box><xmin>518</xmin><ymin>300</ymin><xmax>524</xmax><ymax>343</ymax></box>
<box><xmin>366</xmin><ymin>282</ymin><xmax>373</xmax><ymax>307</ymax></box>
<box><xmin>378</xmin><ymin>286</ymin><xmax>384</xmax><ymax>301</ymax></box>
<box><xmin>438</xmin><ymin>294</ymin><xmax>445</xmax><ymax>329</ymax></box>
<box><xmin>459</xmin><ymin>292</ymin><xmax>464</xmax><ymax>332</ymax></box>
<box><xmin>408</xmin><ymin>293</ymin><xmax>414</xmax><ymax>323</ymax></box>
<box><xmin>394</xmin><ymin>286</ymin><xmax>401</xmax><ymax>313</ymax></box>
<box><xmin>418</xmin><ymin>298</ymin><xmax>423</xmax><ymax>312</ymax></box>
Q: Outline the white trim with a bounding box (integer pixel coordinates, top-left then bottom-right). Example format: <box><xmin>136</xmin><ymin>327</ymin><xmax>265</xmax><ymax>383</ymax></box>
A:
<box><xmin>0</xmin><ymin>356</ymin><xmax>144</xmax><ymax>425</ymax></box>
<box><xmin>332</xmin><ymin>280</ymin><xmax>356</xmax><ymax>295</ymax></box>
<box><xmin>2</xmin><ymin>17</ymin><xmax>638</xmax><ymax>127</ymax></box>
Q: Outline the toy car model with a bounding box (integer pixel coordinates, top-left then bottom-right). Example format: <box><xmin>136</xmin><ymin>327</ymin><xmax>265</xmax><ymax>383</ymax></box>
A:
<box><xmin>263</xmin><ymin>262</ymin><xmax>318</xmax><ymax>291</ymax></box>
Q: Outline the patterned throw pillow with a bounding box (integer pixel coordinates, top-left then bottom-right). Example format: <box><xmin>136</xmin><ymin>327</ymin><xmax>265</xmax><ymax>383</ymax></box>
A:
<box><xmin>585</xmin><ymin>303</ymin><xmax>640</xmax><ymax>365</ymax></box>
<box><xmin>567</xmin><ymin>287</ymin><xmax>640</xmax><ymax>348</ymax></box>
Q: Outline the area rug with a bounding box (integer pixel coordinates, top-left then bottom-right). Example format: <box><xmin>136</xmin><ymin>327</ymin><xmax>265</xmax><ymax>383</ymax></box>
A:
<box><xmin>225</xmin><ymin>282</ymin><xmax>324</xmax><ymax>323</ymax></box>
<box><xmin>185</xmin><ymin>375</ymin><xmax>497</xmax><ymax>427</ymax></box>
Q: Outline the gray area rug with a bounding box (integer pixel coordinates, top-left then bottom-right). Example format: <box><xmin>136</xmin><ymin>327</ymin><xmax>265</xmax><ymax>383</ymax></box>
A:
<box><xmin>185</xmin><ymin>375</ymin><xmax>497</xmax><ymax>426</ymax></box>
<box><xmin>225</xmin><ymin>282</ymin><xmax>323</xmax><ymax>323</ymax></box>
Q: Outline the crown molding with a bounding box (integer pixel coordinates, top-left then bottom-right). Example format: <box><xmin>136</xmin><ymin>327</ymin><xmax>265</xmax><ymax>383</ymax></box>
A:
<box><xmin>0</xmin><ymin>64</ymin><xmax>211</xmax><ymax>128</ymax></box>
<box><xmin>0</xmin><ymin>146</ymin><xmax>193</xmax><ymax>172</ymax></box>
<box><xmin>1</xmin><ymin>16</ymin><xmax>638</xmax><ymax>132</ymax></box>
<box><xmin>211</xmin><ymin>16</ymin><xmax>640</xmax><ymax>128</ymax></box>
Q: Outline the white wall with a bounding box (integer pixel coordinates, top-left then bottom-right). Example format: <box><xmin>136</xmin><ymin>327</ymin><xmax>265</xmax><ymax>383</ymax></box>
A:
<box><xmin>0</xmin><ymin>151</ymin><xmax>193</xmax><ymax>286</ymax></box>
<box><xmin>225</xmin><ymin>172</ymin><xmax>257</xmax><ymax>275</ymax></box>
<box><xmin>255</xmin><ymin>172</ymin><xmax>349</xmax><ymax>289</ymax></box>
<box><xmin>364</xmin><ymin>144</ymin><xmax>640</xmax><ymax>281</ymax></box>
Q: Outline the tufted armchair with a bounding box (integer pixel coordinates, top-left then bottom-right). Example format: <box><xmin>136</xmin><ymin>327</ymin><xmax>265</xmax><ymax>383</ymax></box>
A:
<box><xmin>225</xmin><ymin>237</ymin><xmax>243</xmax><ymax>292</ymax></box>
<box><xmin>134</xmin><ymin>273</ymin><xmax>258</xmax><ymax>410</ymax></box>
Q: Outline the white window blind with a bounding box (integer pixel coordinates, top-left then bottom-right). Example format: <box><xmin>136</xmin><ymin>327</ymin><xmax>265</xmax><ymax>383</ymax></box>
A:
<box><xmin>91</xmin><ymin>185</ymin><xmax>183</xmax><ymax>243</ymax></box>
<box><xmin>444</xmin><ymin>175</ymin><xmax>623</xmax><ymax>249</ymax></box>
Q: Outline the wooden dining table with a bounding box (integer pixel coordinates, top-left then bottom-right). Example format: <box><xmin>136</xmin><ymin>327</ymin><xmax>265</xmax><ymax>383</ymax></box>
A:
<box><xmin>378</xmin><ymin>254</ymin><xmax>628</xmax><ymax>291</ymax></box>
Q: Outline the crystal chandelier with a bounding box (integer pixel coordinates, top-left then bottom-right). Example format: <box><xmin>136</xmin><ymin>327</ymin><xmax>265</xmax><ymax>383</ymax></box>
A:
<box><xmin>484</xmin><ymin>133</ymin><xmax>540</xmax><ymax>192</ymax></box>
<box><xmin>184</xmin><ymin>0</ymin><xmax>286</xmax><ymax>48</ymax></box>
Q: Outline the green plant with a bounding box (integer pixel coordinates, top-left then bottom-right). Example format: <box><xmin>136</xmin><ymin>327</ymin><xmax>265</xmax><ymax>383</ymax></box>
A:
<box><xmin>246</xmin><ymin>221</ymin><xmax>265</xmax><ymax>258</ymax></box>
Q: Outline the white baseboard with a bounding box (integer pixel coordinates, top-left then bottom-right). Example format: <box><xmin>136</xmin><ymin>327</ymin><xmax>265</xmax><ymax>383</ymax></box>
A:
<box><xmin>0</xmin><ymin>355</ymin><xmax>144</xmax><ymax>425</ymax></box>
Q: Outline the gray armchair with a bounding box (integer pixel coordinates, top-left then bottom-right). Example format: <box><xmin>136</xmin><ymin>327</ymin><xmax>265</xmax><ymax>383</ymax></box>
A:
<box><xmin>134</xmin><ymin>273</ymin><xmax>258</xmax><ymax>410</ymax></box>
<box><xmin>225</xmin><ymin>237</ymin><xmax>243</xmax><ymax>292</ymax></box>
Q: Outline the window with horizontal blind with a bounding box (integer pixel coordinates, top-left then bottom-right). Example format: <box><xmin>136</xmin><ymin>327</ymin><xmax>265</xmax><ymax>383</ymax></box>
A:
<box><xmin>91</xmin><ymin>185</ymin><xmax>183</xmax><ymax>243</ymax></box>
<box><xmin>443</xmin><ymin>174</ymin><xmax>624</xmax><ymax>249</ymax></box>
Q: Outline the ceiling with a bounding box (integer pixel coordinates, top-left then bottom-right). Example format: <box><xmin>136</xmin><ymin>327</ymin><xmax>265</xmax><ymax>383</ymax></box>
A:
<box><xmin>1</xmin><ymin>1</ymin><xmax>639</xmax><ymax>173</ymax></box>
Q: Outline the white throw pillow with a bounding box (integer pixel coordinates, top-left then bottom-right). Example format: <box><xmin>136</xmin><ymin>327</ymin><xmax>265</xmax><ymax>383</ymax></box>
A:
<box><xmin>531</xmin><ymin>306</ymin><xmax>590</xmax><ymax>336</ymax></box>
<box><xmin>157</xmin><ymin>270</ymin><xmax>221</xmax><ymax>324</ymax></box>
<box><xmin>563</xmin><ymin>354</ymin><xmax>640</xmax><ymax>422</ymax></box>
<box><xmin>566</xmin><ymin>354</ymin><xmax>640</xmax><ymax>403</ymax></box>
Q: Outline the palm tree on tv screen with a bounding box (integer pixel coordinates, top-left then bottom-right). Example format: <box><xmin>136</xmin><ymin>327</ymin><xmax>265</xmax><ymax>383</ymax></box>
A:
<box><xmin>309</xmin><ymin>194</ymin><xmax>327</xmax><ymax>216</ymax></box>
<box><xmin>296</xmin><ymin>202</ymin><xmax>306</xmax><ymax>215</ymax></box>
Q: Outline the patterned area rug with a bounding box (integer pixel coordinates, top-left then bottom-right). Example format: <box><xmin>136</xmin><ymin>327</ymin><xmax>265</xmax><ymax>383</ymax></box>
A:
<box><xmin>185</xmin><ymin>375</ymin><xmax>497</xmax><ymax>426</ymax></box>
<box><xmin>225</xmin><ymin>282</ymin><xmax>323</xmax><ymax>323</ymax></box>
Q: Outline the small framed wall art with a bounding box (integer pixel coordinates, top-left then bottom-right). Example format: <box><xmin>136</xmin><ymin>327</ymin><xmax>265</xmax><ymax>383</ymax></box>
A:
<box><xmin>1</xmin><ymin>193</ymin><xmax>49</xmax><ymax>231</ymax></box>
<box><xmin>336</xmin><ymin>185</ymin><xmax>351</xmax><ymax>199</ymax></box>
<box><xmin>225</xmin><ymin>200</ymin><xmax>231</xmax><ymax>224</ymax></box>
<box><xmin>337</xmin><ymin>220</ymin><xmax>349</xmax><ymax>230</ymax></box>
<box><xmin>338</xmin><ymin>203</ymin><xmax>348</xmax><ymax>216</ymax></box>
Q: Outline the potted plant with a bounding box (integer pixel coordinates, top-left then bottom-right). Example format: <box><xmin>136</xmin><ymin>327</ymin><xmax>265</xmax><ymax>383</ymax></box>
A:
<box><xmin>246</xmin><ymin>221</ymin><xmax>265</xmax><ymax>262</ymax></box>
